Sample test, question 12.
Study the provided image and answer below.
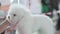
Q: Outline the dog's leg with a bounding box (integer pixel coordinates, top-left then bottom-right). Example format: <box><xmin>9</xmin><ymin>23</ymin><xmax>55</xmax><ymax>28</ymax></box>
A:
<box><xmin>40</xmin><ymin>20</ymin><xmax>55</xmax><ymax>34</ymax></box>
<box><xmin>16</xmin><ymin>22</ymin><xmax>33</xmax><ymax>34</ymax></box>
<box><xmin>37</xmin><ymin>29</ymin><xmax>41</xmax><ymax>34</ymax></box>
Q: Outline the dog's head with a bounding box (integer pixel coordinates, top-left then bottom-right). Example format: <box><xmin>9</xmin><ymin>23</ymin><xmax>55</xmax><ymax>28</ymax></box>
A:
<box><xmin>6</xmin><ymin>4</ymin><xmax>30</xmax><ymax>24</ymax></box>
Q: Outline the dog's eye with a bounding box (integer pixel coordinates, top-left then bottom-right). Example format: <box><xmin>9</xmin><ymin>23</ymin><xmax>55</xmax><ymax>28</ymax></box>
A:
<box><xmin>13</xmin><ymin>14</ymin><xmax>16</xmax><ymax>16</ymax></box>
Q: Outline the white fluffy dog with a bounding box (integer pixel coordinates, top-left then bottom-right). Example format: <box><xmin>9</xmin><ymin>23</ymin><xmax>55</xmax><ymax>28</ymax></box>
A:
<box><xmin>6</xmin><ymin>4</ymin><xmax>55</xmax><ymax>34</ymax></box>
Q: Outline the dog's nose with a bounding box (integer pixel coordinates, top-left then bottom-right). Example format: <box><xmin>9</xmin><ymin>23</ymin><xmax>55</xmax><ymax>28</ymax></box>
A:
<box><xmin>8</xmin><ymin>16</ymin><xmax>10</xmax><ymax>19</ymax></box>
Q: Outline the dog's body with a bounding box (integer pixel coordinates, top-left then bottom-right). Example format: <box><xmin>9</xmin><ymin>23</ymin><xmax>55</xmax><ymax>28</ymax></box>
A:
<box><xmin>7</xmin><ymin>4</ymin><xmax>55</xmax><ymax>34</ymax></box>
<box><xmin>16</xmin><ymin>15</ymin><xmax>55</xmax><ymax>34</ymax></box>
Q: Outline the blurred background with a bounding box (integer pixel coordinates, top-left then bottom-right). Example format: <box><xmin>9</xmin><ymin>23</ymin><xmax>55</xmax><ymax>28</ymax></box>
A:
<box><xmin>0</xmin><ymin>0</ymin><xmax>60</xmax><ymax>34</ymax></box>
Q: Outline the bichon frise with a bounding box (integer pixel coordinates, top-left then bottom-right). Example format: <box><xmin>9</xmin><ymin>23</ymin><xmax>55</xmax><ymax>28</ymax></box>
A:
<box><xmin>6</xmin><ymin>4</ymin><xmax>55</xmax><ymax>34</ymax></box>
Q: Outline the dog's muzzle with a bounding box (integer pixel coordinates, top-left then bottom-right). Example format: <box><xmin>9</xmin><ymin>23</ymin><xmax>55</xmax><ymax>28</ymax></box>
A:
<box><xmin>8</xmin><ymin>16</ymin><xmax>10</xmax><ymax>19</ymax></box>
<box><xmin>6</xmin><ymin>16</ymin><xmax>11</xmax><ymax>22</ymax></box>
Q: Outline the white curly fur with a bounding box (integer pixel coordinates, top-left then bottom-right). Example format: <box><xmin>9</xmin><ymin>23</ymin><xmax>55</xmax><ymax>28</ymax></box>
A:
<box><xmin>7</xmin><ymin>4</ymin><xmax>55</xmax><ymax>34</ymax></box>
